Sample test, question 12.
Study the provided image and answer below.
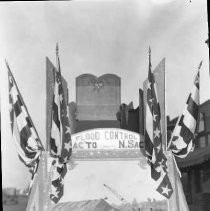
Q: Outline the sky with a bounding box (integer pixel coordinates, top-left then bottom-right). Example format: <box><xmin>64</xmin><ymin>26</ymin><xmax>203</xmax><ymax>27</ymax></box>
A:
<box><xmin>0</xmin><ymin>0</ymin><xmax>209</xmax><ymax>203</ymax></box>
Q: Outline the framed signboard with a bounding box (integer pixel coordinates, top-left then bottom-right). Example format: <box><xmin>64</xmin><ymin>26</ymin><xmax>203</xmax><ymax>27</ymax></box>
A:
<box><xmin>71</xmin><ymin>128</ymin><xmax>144</xmax><ymax>160</ymax></box>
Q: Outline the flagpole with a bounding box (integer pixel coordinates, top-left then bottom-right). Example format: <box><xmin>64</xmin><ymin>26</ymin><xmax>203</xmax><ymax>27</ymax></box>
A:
<box><xmin>56</xmin><ymin>43</ymin><xmax>60</xmax><ymax>73</ymax></box>
<box><xmin>46</xmin><ymin>44</ymin><xmax>61</xmax><ymax>152</ymax></box>
<box><xmin>45</xmin><ymin>44</ymin><xmax>64</xmax><ymax>211</ymax></box>
<box><xmin>43</xmin><ymin>46</ymin><xmax>65</xmax><ymax>210</ymax></box>
<box><xmin>5</xmin><ymin>60</ymin><xmax>44</xmax><ymax>150</ymax></box>
<box><xmin>45</xmin><ymin>53</ymin><xmax>52</xmax><ymax>211</ymax></box>
<box><xmin>164</xmin><ymin>58</ymin><xmax>167</xmax><ymax>152</ymax></box>
<box><xmin>44</xmin><ymin>44</ymin><xmax>69</xmax><ymax>210</ymax></box>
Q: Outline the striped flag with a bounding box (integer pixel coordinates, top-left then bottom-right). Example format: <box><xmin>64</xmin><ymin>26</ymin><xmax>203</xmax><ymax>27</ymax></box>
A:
<box><xmin>49</xmin><ymin>44</ymin><xmax>72</xmax><ymax>203</ymax></box>
<box><xmin>168</xmin><ymin>62</ymin><xmax>202</xmax><ymax>158</ymax></box>
<box><xmin>18</xmin><ymin>154</ymin><xmax>40</xmax><ymax>195</ymax></box>
<box><xmin>6</xmin><ymin>61</ymin><xmax>44</xmax><ymax>168</ymax></box>
<box><xmin>6</xmin><ymin>61</ymin><xmax>44</xmax><ymax>196</ymax></box>
<box><xmin>28</xmin><ymin>157</ymin><xmax>40</xmax><ymax>195</ymax></box>
<box><xmin>50</xmin><ymin>159</ymin><xmax>68</xmax><ymax>204</ymax></box>
<box><xmin>145</xmin><ymin>48</ymin><xmax>173</xmax><ymax>199</ymax></box>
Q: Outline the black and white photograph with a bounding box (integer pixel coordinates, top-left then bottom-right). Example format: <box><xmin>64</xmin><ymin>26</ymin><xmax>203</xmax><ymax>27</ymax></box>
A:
<box><xmin>0</xmin><ymin>1</ymin><xmax>209</xmax><ymax>211</ymax></box>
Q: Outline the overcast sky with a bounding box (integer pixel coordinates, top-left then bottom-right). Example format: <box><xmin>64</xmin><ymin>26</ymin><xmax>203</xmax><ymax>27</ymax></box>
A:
<box><xmin>0</xmin><ymin>0</ymin><xmax>209</xmax><ymax>203</ymax></box>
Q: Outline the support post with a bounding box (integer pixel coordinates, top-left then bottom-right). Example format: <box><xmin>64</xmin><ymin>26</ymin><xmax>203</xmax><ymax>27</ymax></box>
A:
<box><xmin>39</xmin><ymin>152</ymin><xmax>52</xmax><ymax>211</ymax></box>
<box><xmin>139</xmin><ymin>88</ymin><xmax>146</xmax><ymax>156</ymax></box>
<box><xmin>25</xmin><ymin>152</ymin><xmax>52</xmax><ymax>211</ymax></box>
<box><xmin>165</xmin><ymin>151</ymin><xmax>180</xmax><ymax>211</ymax></box>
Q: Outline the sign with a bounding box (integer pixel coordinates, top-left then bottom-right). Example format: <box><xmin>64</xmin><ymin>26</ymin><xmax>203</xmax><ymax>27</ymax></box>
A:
<box><xmin>71</xmin><ymin>128</ymin><xmax>144</xmax><ymax>160</ymax></box>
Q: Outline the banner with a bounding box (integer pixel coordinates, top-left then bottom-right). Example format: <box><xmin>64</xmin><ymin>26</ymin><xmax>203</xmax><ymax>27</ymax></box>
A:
<box><xmin>71</xmin><ymin>128</ymin><xmax>144</xmax><ymax>160</ymax></box>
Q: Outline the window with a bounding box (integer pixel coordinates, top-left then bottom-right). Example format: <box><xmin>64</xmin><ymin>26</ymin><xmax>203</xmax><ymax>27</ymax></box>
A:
<box><xmin>197</xmin><ymin>112</ymin><xmax>205</xmax><ymax>133</ymax></box>
<box><xmin>208</xmin><ymin>134</ymin><xmax>210</xmax><ymax>146</ymax></box>
<box><xmin>203</xmin><ymin>166</ymin><xmax>210</xmax><ymax>182</ymax></box>
<box><xmin>201</xmin><ymin>162</ymin><xmax>210</xmax><ymax>193</ymax></box>
<box><xmin>199</xmin><ymin>136</ymin><xmax>206</xmax><ymax>148</ymax></box>
<box><xmin>181</xmin><ymin>172</ymin><xmax>192</xmax><ymax>204</ymax></box>
<box><xmin>195</xmin><ymin>168</ymin><xmax>201</xmax><ymax>193</ymax></box>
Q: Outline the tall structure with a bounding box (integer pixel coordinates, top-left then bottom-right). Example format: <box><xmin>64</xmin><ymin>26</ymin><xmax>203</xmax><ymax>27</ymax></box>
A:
<box><xmin>68</xmin><ymin>73</ymin><xmax>143</xmax><ymax>135</ymax></box>
<box><xmin>69</xmin><ymin>74</ymin><xmax>121</xmax><ymax>133</ymax></box>
<box><xmin>76</xmin><ymin>74</ymin><xmax>120</xmax><ymax>120</ymax></box>
<box><xmin>66</xmin><ymin>73</ymin><xmax>143</xmax><ymax>161</ymax></box>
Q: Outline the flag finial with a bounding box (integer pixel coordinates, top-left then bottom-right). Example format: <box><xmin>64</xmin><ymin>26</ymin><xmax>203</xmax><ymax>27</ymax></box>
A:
<box><xmin>56</xmin><ymin>43</ymin><xmax>59</xmax><ymax>57</ymax></box>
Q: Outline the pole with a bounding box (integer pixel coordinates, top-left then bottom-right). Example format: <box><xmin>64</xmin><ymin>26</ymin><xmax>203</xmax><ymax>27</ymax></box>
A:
<box><xmin>164</xmin><ymin>58</ymin><xmax>167</xmax><ymax>152</ymax></box>
<box><xmin>139</xmin><ymin>88</ymin><xmax>146</xmax><ymax>156</ymax></box>
<box><xmin>45</xmin><ymin>45</ymin><xmax>69</xmax><ymax>210</ymax></box>
<box><xmin>45</xmin><ymin>53</ymin><xmax>59</xmax><ymax>210</ymax></box>
<box><xmin>46</xmin><ymin>57</ymin><xmax>55</xmax><ymax>152</ymax></box>
<box><xmin>206</xmin><ymin>0</ymin><xmax>209</xmax><ymax>76</ymax></box>
<box><xmin>139</xmin><ymin>89</ymin><xmax>144</xmax><ymax>135</ymax></box>
<box><xmin>45</xmin><ymin>47</ymin><xmax>63</xmax><ymax>210</ymax></box>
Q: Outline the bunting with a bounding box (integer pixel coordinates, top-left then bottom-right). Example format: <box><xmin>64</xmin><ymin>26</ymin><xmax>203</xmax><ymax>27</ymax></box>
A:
<box><xmin>6</xmin><ymin>61</ymin><xmax>44</xmax><ymax>197</ymax></box>
<box><xmin>145</xmin><ymin>48</ymin><xmax>173</xmax><ymax>199</ymax></box>
<box><xmin>49</xmin><ymin>44</ymin><xmax>72</xmax><ymax>203</ymax></box>
<box><xmin>168</xmin><ymin>62</ymin><xmax>202</xmax><ymax>158</ymax></box>
<box><xmin>7</xmin><ymin>61</ymin><xmax>43</xmax><ymax>167</ymax></box>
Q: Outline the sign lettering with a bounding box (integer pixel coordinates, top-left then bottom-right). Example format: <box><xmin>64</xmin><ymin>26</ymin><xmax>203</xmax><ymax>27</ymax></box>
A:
<box><xmin>71</xmin><ymin>128</ymin><xmax>144</xmax><ymax>160</ymax></box>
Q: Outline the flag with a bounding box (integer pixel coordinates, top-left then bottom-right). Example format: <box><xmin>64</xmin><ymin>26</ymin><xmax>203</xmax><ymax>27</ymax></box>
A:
<box><xmin>6</xmin><ymin>61</ymin><xmax>44</xmax><ymax>168</ymax></box>
<box><xmin>166</xmin><ymin>152</ymin><xmax>189</xmax><ymax>211</ymax></box>
<box><xmin>156</xmin><ymin>173</ymin><xmax>173</xmax><ymax>199</ymax></box>
<box><xmin>49</xmin><ymin>44</ymin><xmax>72</xmax><ymax>203</ymax></box>
<box><xmin>28</xmin><ymin>157</ymin><xmax>40</xmax><ymax>195</ymax></box>
<box><xmin>176</xmin><ymin>173</ymin><xmax>189</xmax><ymax>211</ymax></box>
<box><xmin>145</xmin><ymin>48</ymin><xmax>173</xmax><ymax>198</ymax></box>
<box><xmin>6</xmin><ymin>61</ymin><xmax>44</xmax><ymax>198</ymax></box>
<box><xmin>50</xmin><ymin>159</ymin><xmax>68</xmax><ymax>204</ymax></box>
<box><xmin>46</xmin><ymin>57</ymin><xmax>69</xmax><ymax>149</ymax></box>
<box><xmin>152</xmin><ymin>58</ymin><xmax>167</xmax><ymax>150</ymax></box>
<box><xmin>18</xmin><ymin>154</ymin><xmax>40</xmax><ymax>196</ymax></box>
<box><xmin>168</xmin><ymin>62</ymin><xmax>202</xmax><ymax>158</ymax></box>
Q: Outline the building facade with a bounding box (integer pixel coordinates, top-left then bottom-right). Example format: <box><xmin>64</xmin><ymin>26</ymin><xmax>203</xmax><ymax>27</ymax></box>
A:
<box><xmin>69</xmin><ymin>74</ymin><xmax>121</xmax><ymax>134</ymax></box>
